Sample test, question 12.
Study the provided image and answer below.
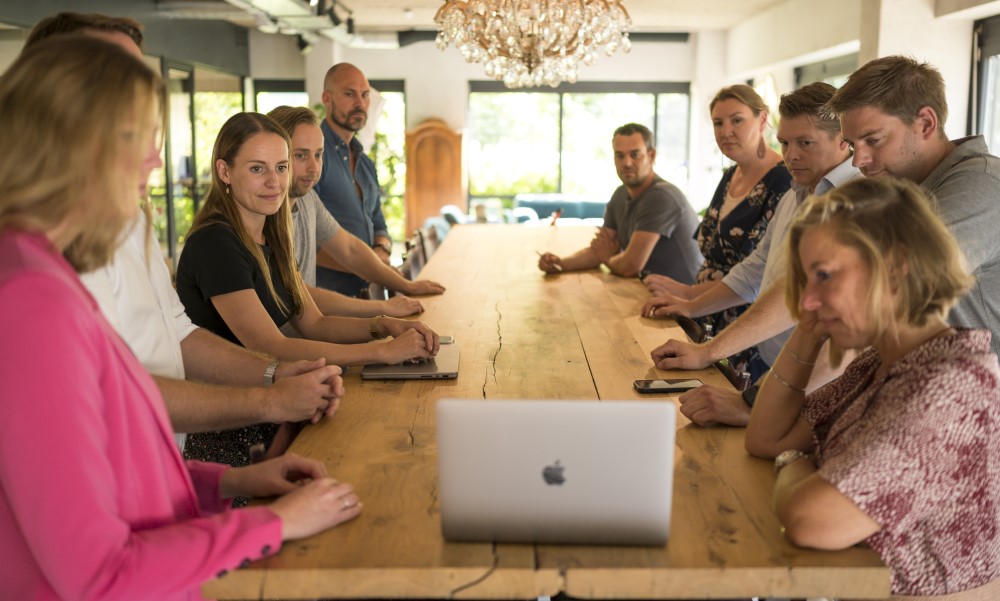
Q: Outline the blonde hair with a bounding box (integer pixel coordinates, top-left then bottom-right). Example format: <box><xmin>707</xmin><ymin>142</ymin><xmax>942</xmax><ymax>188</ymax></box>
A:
<box><xmin>266</xmin><ymin>105</ymin><xmax>320</xmax><ymax>136</ymax></box>
<box><xmin>785</xmin><ymin>177</ymin><xmax>972</xmax><ymax>363</ymax></box>
<box><xmin>0</xmin><ymin>35</ymin><xmax>163</xmax><ymax>272</ymax></box>
<box><xmin>710</xmin><ymin>84</ymin><xmax>769</xmax><ymax>116</ymax></box>
<box><xmin>190</xmin><ymin>112</ymin><xmax>307</xmax><ymax>317</ymax></box>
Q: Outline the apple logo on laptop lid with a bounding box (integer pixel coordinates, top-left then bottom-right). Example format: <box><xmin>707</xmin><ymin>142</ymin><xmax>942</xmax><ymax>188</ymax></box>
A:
<box><xmin>542</xmin><ymin>460</ymin><xmax>565</xmax><ymax>486</ymax></box>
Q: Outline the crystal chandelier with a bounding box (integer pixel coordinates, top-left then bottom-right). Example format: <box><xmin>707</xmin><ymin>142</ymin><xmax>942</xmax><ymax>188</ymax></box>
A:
<box><xmin>434</xmin><ymin>0</ymin><xmax>632</xmax><ymax>89</ymax></box>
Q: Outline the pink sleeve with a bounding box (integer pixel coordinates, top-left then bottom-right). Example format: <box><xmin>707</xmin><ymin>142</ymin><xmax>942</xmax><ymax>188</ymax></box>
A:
<box><xmin>186</xmin><ymin>460</ymin><xmax>233</xmax><ymax>514</ymax></box>
<box><xmin>0</xmin><ymin>273</ymin><xmax>282</xmax><ymax>600</ymax></box>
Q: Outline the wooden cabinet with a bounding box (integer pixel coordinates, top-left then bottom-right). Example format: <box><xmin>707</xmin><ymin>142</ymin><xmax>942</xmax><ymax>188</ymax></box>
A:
<box><xmin>404</xmin><ymin>118</ymin><xmax>463</xmax><ymax>236</ymax></box>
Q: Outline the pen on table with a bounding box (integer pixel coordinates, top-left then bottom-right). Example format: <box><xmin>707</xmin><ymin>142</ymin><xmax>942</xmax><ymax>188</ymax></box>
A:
<box><xmin>535</xmin><ymin>250</ymin><xmax>563</xmax><ymax>271</ymax></box>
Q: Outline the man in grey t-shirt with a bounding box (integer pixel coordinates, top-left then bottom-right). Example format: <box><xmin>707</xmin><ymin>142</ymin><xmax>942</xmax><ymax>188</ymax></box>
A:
<box><xmin>538</xmin><ymin>123</ymin><xmax>702</xmax><ymax>282</ymax></box>
<box><xmin>829</xmin><ymin>56</ymin><xmax>1000</xmax><ymax>358</ymax></box>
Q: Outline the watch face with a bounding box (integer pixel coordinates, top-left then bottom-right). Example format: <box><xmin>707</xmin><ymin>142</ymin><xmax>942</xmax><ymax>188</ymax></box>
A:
<box><xmin>776</xmin><ymin>450</ymin><xmax>799</xmax><ymax>462</ymax></box>
<box><xmin>774</xmin><ymin>449</ymin><xmax>807</xmax><ymax>474</ymax></box>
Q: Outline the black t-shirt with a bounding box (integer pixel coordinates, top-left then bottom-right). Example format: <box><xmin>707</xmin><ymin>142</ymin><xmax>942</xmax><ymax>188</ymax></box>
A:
<box><xmin>176</xmin><ymin>220</ymin><xmax>295</xmax><ymax>345</ymax></box>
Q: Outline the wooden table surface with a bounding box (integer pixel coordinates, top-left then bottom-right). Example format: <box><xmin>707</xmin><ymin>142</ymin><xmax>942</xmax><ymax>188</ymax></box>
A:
<box><xmin>204</xmin><ymin>224</ymin><xmax>890</xmax><ymax>600</ymax></box>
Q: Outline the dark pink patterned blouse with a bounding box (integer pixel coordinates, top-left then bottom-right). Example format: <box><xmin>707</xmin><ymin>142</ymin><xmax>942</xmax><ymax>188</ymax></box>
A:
<box><xmin>802</xmin><ymin>329</ymin><xmax>1000</xmax><ymax>596</ymax></box>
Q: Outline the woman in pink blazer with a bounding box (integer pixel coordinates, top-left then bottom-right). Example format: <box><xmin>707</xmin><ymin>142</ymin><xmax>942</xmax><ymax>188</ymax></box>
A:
<box><xmin>0</xmin><ymin>35</ymin><xmax>361</xmax><ymax>601</ymax></box>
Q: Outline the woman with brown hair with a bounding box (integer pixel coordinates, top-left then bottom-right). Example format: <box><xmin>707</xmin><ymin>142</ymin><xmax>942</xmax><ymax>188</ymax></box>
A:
<box><xmin>645</xmin><ymin>85</ymin><xmax>791</xmax><ymax>377</ymax></box>
<box><xmin>176</xmin><ymin>112</ymin><xmax>439</xmax><ymax>467</ymax></box>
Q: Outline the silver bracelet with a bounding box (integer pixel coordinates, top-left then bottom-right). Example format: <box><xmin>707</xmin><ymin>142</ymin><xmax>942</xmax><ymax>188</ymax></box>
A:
<box><xmin>785</xmin><ymin>347</ymin><xmax>816</xmax><ymax>366</ymax></box>
<box><xmin>263</xmin><ymin>360</ymin><xmax>279</xmax><ymax>387</ymax></box>
<box><xmin>769</xmin><ymin>369</ymin><xmax>805</xmax><ymax>393</ymax></box>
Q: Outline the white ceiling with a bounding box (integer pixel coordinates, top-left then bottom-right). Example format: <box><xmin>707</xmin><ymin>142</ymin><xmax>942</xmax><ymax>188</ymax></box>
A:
<box><xmin>338</xmin><ymin>0</ymin><xmax>786</xmax><ymax>32</ymax></box>
<box><xmin>157</xmin><ymin>0</ymin><xmax>788</xmax><ymax>33</ymax></box>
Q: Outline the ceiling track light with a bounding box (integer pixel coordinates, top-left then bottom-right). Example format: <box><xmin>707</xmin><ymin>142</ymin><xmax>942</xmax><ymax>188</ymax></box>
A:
<box><xmin>326</xmin><ymin>6</ymin><xmax>342</xmax><ymax>27</ymax></box>
<box><xmin>323</xmin><ymin>0</ymin><xmax>354</xmax><ymax>30</ymax></box>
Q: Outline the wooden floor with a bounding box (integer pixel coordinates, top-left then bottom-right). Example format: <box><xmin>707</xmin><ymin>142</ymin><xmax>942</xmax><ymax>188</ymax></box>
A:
<box><xmin>203</xmin><ymin>224</ymin><xmax>889</xmax><ymax>600</ymax></box>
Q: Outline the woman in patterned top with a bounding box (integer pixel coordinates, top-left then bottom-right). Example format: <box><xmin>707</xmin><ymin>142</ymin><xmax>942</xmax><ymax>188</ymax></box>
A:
<box><xmin>746</xmin><ymin>177</ymin><xmax>1000</xmax><ymax>598</ymax></box>
<box><xmin>646</xmin><ymin>85</ymin><xmax>791</xmax><ymax>376</ymax></box>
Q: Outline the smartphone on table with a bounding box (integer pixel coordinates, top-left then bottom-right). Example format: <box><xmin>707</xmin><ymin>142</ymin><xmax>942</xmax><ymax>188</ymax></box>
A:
<box><xmin>633</xmin><ymin>378</ymin><xmax>703</xmax><ymax>394</ymax></box>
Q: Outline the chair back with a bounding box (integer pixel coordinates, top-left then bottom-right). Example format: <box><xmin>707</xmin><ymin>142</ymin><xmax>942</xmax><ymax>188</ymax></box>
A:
<box><xmin>401</xmin><ymin>232</ymin><xmax>426</xmax><ymax>280</ymax></box>
<box><xmin>367</xmin><ymin>282</ymin><xmax>389</xmax><ymax>301</ymax></box>
<box><xmin>418</xmin><ymin>227</ymin><xmax>439</xmax><ymax>261</ymax></box>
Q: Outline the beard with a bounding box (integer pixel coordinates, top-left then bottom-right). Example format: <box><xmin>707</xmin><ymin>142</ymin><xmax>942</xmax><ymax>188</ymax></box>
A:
<box><xmin>331</xmin><ymin>108</ymin><xmax>367</xmax><ymax>133</ymax></box>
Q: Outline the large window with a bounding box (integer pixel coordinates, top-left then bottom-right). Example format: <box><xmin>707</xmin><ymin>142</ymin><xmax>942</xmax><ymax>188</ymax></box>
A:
<box><xmin>795</xmin><ymin>53</ymin><xmax>858</xmax><ymax>89</ymax></box>
<box><xmin>194</xmin><ymin>67</ymin><xmax>244</xmax><ymax>223</ymax></box>
<box><xmin>467</xmin><ymin>82</ymin><xmax>690</xmax><ymax>209</ymax></box>
<box><xmin>155</xmin><ymin>64</ymin><xmax>245</xmax><ymax>265</ymax></box>
<box><xmin>254</xmin><ymin>79</ymin><xmax>309</xmax><ymax>114</ymax></box>
<box><xmin>368</xmin><ymin>81</ymin><xmax>408</xmax><ymax>243</ymax></box>
<box><xmin>975</xmin><ymin>15</ymin><xmax>1000</xmax><ymax>151</ymax></box>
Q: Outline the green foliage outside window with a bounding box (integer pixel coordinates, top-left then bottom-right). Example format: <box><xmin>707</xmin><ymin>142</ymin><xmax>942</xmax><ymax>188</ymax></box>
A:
<box><xmin>468</xmin><ymin>92</ymin><xmax>560</xmax><ymax>202</ymax></box>
<box><xmin>467</xmin><ymin>90</ymin><xmax>691</xmax><ymax>210</ymax></box>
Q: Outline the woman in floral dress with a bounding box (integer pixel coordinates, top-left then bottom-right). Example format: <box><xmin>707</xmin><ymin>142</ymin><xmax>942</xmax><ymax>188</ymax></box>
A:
<box><xmin>695</xmin><ymin>85</ymin><xmax>791</xmax><ymax>373</ymax></box>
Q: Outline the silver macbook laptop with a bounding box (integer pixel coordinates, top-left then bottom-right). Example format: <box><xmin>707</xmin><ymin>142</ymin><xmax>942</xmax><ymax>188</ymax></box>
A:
<box><xmin>436</xmin><ymin>399</ymin><xmax>675</xmax><ymax>545</ymax></box>
<box><xmin>361</xmin><ymin>340</ymin><xmax>460</xmax><ymax>380</ymax></box>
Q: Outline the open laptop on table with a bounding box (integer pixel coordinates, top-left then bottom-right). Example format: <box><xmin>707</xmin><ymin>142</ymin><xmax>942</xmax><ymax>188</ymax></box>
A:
<box><xmin>436</xmin><ymin>399</ymin><xmax>675</xmax><ymax>545</ymax></box>
<box><xmin>360</xmin><ymin>339</ymin><xmax>460</xmax><ymax>380</ymax></box>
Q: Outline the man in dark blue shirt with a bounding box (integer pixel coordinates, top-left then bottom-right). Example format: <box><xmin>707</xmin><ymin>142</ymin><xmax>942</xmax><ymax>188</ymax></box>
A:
<box><xmin>314</xmin><ymin>63</ymin><xmax>394</xmax><ymax>297</ymax></box>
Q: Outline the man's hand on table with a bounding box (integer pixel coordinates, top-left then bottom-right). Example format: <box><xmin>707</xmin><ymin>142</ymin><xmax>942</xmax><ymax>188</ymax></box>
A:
<box><xmin>402</xmin><ymin>279</ymin><xmax>446</xmax><ymax>296</ymax></box>
<box><xmin>589</xmin><ymin>229</ymin><xmax>618</xmax><ymax>264</ymax></box>
<box><xmin>537</xmin><ymin>252</ymin><xmax>564</xmax><ymax>274</ymax></box>
<box><xmin>651</xmin><ymin>338</ymin><xmax>716</xmax><ymax>370</ymax></box>
<box><xmin>379</xmin><ymin>294</ymin><xmax>425</xmax><ymax>317</ymax></box>
<box><xmin>641</xmin><ymin>293</ymin><xmax>691</xmax><ymax>318</ymax></box>
<box><xmin>270</xmin><ymin>359</ymin><xmax>344</xmax><ymax>424</ymax></box>
<box><xmin>679</xmin><ymin>384</ymin><xmax>750</xmax><ymax>427</ymax></box>
<box><xmin>642</xmin><ymin>273</ymin><xmax>692</xmax><ymax>299</ymax></box>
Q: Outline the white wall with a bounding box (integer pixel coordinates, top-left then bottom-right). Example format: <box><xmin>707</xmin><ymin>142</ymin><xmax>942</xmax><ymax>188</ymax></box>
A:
<box><xmin>248</xmin><ymin>29</ymin><xmax>305</xmax><ymax>80</ymax></box>
<box><xmin>689</xmin><ymin>31</ymin><xmax>729</xmax><ymax>205</ymax></box>
<box><xmin>0</xmin><ymin>39</ymin><xmax>23</xmax><ymax>73</ymax></box>
<box><xmin>718</xmin><ymin>0</ymin><xmax>978</xmax><ymax>138</ymax></box>
<box><xmin>859</xmin><ymin>0</ymin><xmax>973</xmax><ymax>137</ymax></box>
<box><xmin>727</xmin><ymin>0</ymin><xmax>863</xmax><ymax>80</ymax></box>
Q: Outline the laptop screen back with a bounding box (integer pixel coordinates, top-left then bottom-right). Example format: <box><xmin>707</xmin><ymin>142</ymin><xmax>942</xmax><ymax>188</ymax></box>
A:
<box><xmin>436</xmin><ymin>399</ymin><xmax>675</xmax><ymax>545</ymax></box>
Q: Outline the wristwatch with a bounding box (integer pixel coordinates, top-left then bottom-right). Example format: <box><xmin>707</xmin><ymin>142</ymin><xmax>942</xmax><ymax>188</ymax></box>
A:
<box><xmin>370</xmin><ymin>314</ymin><xmax>388</xmax><ymax>339</ymax></box>
<box><xmin>263</xmin><ymin>360</ymin><xmax>279</xmax><ymax>387</ymax></box>
<box><xmin>774</xmin><ymin>449</ymin><xmax>810</xmax><ymax>474</ymax></box>
<box><xmin>373</xmin><ymin>241</ymin><xmax>392</xmax><ymax>254</ymax></box>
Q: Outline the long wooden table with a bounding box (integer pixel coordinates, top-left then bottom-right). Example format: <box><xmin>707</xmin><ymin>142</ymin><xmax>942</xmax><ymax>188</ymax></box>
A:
<box><xmin>204</xmin><ymin>224</ymin><xmax>890</xmax><ymax>600</ymax></box>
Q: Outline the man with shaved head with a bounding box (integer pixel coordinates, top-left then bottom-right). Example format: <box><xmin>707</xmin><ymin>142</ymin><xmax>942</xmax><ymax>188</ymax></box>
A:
<box><xmin>313</xmin><ymin>63</ymin><xmax>398</xmax><ymax>297</ymax></box>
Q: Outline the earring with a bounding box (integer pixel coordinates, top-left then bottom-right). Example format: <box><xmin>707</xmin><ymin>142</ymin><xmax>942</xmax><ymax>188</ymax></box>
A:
<box><xmin>225</xmin><ymin>184</ymin><xmax>230</xmax><ymax>195</ymax></box>
<box><xmin>757</xmin><ymin>138</ymin><xmax>766</xmax><ymax>160</ymax></box>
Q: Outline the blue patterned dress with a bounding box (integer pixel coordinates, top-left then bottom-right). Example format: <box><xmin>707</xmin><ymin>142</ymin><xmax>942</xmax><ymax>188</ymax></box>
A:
<box><xmin>695</xmin><ymin>163</ymin><xmax>791</xmax><ymax>373</ymax></box>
